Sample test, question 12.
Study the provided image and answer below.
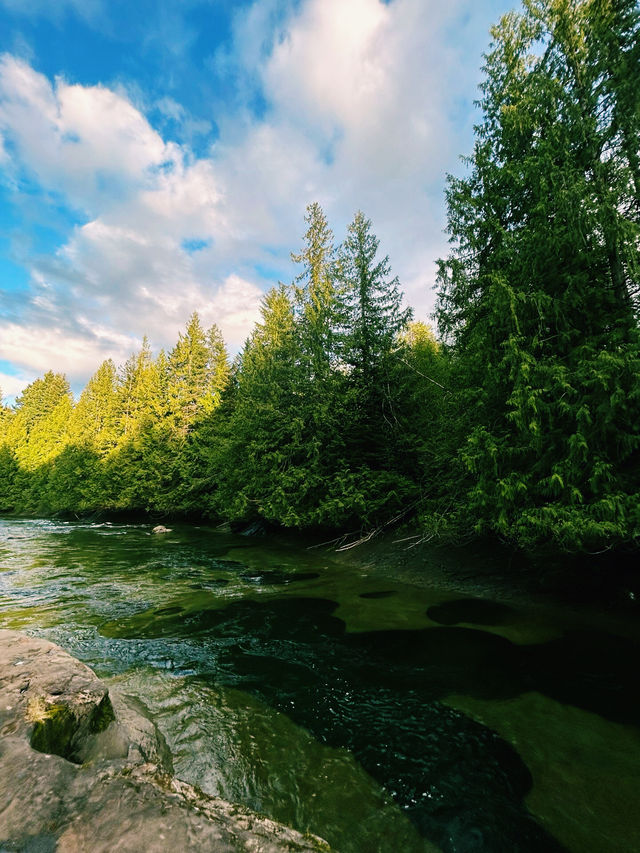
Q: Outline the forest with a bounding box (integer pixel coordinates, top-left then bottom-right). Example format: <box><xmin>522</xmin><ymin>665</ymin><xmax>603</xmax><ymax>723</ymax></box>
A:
<box><xmin>1</xmin><ymin>0</ymin><xmax>638</xmax><ymax>557</ymax></box>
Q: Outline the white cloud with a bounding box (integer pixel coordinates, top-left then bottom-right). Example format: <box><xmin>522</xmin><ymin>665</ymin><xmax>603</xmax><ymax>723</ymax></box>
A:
<box><xmin>0</xmin><ymin>131</ymin><xmax>8</xmax><ymax>167</ymax></box>
<box><xmin>232</xmin><ymin>0</ymin><xmax>476</xmax><ymax>313</ymax></box>
<box><xmin>0</xmin><ymin>53</ymin><xmax>264</xmax><ymax>372</ymax></box>
<box><xmin>264</xmin><ymin>0</ymin><xmax>390</xmax><ymax>135</ymax></box>
<box><xmin>0</xmin><ymin>370</ymin><xmax>34</xmax><ymax>401</ymax></box>
<box><xmin>0</xmin><ymin>55</ymin><xmax>172</xmax><ymax>214</ymax></box>
<box><xmin>0</xmin><ymin>0</ymin><xmax>508</xmax><ymax>388</ymax></box>
<box><xmin>0</xmin><ymin>320</ymin><xmax>138</xmax><ymax>388</ymax></box>
<box><xmin>202</xmin><ymin>274</ymin><xmax>264</xmax><ymax>348</ymax></box>
<box><xmin>52</xmin><ymin>222</ymin><xmax>262</xmax><ymax>350</ymax></box>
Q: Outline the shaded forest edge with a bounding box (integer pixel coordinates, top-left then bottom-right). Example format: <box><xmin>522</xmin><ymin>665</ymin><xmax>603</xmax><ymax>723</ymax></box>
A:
<box><xmin>1</xmin><ymin>0</ymin><xmax>639</xmax><ymax>566</ymax></box>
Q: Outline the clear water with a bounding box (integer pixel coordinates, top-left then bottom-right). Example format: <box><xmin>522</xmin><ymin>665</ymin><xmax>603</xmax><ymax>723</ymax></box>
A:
<box><xmin>1</xmin><ymin>517</ymin><xmax>639</xmax><ymax>853</ymax></box>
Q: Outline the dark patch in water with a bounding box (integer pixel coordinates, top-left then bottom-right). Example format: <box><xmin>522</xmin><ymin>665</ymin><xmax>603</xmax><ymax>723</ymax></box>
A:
<box><xmin>154</xmin><ymin>606</ymin><xmax>183</xmax><ymax>616</ymax></box>
<box><xmin>427</xmin><ymin>598</ymin><xmax>515</xmax><ymax>626</ymax></box>
<box><xmin>359</xmin><ymin>590</ymin><xmax>396</xmax><ymax>599</ymax></box>
<box><xmin>175</xmin><ymin>597</ymin><xmax>565</xmax><ymax>852</ymax></box>
<box><xmin>212</xmin><ymin>560</ymin><xmax>244</xmax><ymax>570</ymax></box>
<box><xmin>525</xmin><ymin>629</ymin><xmax>640</xmax><ymax>726</ymax></box>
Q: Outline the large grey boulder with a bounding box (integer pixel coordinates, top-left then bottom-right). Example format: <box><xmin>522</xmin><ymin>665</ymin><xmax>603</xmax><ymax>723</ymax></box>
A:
<box><xmin>0</xmin><ymin>630</ymin><xmax>330</xmax><ymax>852</ymax></box>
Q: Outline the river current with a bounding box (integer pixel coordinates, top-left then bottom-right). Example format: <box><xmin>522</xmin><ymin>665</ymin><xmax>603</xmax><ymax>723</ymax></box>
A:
<box><xmin>1</xmin><ymin>517</ymin><xmax>639</xmax><ymax>852</ymax></box>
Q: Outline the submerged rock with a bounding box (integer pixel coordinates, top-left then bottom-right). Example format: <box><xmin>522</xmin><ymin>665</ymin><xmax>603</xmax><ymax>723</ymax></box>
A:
<box><xmin>152</xmin><ymin>525</ymin><xmax>172</xmax><ymax>534</ymax></box>
<box><xmin>0</xmin><ymin>630</ymin><xmax>330</xmax><ymax>852</ymax></box>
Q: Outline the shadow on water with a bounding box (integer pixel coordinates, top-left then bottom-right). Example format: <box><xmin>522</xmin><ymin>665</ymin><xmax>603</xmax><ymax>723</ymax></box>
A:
<box><xmin>427</xmin><ymin>598</ymin><xmax>516</xmax><ymax>626</ymax></box>
<box><xmin>99</xmin><ymin>592</ymin><xmax>640</xmax><ymax>851</ymax></box>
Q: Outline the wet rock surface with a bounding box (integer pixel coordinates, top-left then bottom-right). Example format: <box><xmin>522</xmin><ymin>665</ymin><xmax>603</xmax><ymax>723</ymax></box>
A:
<box><xmin>0</xmin><ymin>630</ymin><xmax>330</xmax><ymax>853</ymax></box>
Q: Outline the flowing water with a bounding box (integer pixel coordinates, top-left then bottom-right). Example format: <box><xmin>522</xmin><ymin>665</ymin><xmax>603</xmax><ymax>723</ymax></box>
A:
<box><xmin>1</xmin><ymin>517</ymin><xmax>639</xmax><ymax>853</ymax></box>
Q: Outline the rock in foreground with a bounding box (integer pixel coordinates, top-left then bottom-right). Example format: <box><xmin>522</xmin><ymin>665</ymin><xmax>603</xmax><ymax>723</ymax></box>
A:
<box><xmin>0</xmin><ymin>630</ymin><xmax>330</xmax><ymax>852</ymax></box>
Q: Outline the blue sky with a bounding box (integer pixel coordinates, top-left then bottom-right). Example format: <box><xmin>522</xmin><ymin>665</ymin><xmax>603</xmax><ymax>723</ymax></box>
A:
<box><xmin>0</xmin><ymin>0</ymin><xmax>514</xmax><ymax>402</ymax></box>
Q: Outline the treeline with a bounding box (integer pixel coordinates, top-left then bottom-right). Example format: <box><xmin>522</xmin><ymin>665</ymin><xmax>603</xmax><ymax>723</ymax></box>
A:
<box><xmin>1</xmin><ymin>0</ymin><xmax>639</xmax><ymax>555</ymax></box>
<box><xmin>0</xmin><ymin>208</ymin><xmax>447</xmax><ymax>532</ymax></box>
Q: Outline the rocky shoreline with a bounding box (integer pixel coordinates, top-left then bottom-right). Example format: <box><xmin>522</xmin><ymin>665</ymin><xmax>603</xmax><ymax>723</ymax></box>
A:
<box><xmin>0</xmin><ymin>630</ymin><xmax>330</xmax><ymax>852</ymax></box>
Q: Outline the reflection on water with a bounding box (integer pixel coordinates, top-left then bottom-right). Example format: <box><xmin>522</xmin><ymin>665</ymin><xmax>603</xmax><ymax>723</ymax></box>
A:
<box><xmin>1</xmin><ymin>517</ymin><xmax>639</xmax><ymax>852</ymax></box>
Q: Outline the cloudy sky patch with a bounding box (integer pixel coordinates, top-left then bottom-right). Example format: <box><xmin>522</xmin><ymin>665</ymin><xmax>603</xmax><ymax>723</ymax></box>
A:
<box><xmin>0</xmin><ymin>0</ymin><xmax>513</xmax><ymax>402</ymax></box>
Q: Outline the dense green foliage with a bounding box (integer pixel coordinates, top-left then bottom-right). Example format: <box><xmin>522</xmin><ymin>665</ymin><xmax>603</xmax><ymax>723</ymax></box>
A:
<box><xmin>0</xmin><ymin>210</ymin><xmax>438</xmax><ymax>531</ymax></box>
<box><xmin>434</xmin><ymin>0</ymin><xmax>640</xmax><ymax>551</ymax></box>
<box><xmin>1</xmin><ymin>0</ymin><xmax>638</xmax><ymax>555</ymax></box>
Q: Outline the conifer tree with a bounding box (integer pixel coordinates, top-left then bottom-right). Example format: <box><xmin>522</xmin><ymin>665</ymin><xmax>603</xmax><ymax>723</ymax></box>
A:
<box><xmin>291</xmin><ymin>202</ymin><xmax>338</xmax><ymax>378</ymax></box>
<box><xmin>0</xmin><ymin>373</ymin><xmax>73</xmax><ymax>512</ymax></box>
<box><xmin>117</xmin><ymin>338</ymin><xmax>159</xmax><ymax>440</ymax></box>
<box><xmin>45</xmin><ymin>360</ymin><xmax>121</xmax><ymax>511</ymax></box>
<box><xmin>0</xmin><ymin>386</ymin><xmax>19</xmax><ymax>510</ymax></box>
<box><xmin>335</xmin><ymin>211</ymin><xmax>412</xmax><ymax>469</ymax></box>
<box><xmin>168</xmin><ymin>313</ymin><xmax>210</xmax><ymax>431</ymax></box>
<box><xmin>203</xmin><ymin>324</ymin><xmax>231</xmax><ymax>413</ymax></box>
<box><xmin>69</xmin><ymin>360</ymin><xmax>120</xmax><ymax>453</ymax></box>
<box><xmin>171</xmin><ymin>324</ymin><xmax>230</xmax><ymax>512</ymax></box>
<box><xmin>436</xmin><ymin>0</ymin><xmax>640</xmax><ymax>551</ymax></box>
<box><xmin>337</xmin><ymin>212</ymin><xmax>412</xmax><ymax>381</ymax></box>
<box><xmin>210</xmin><ymin>285</ymin><xmax>306</xmax><ymax>523</ymax></box>
<box><xmin>288</xmin><ymin>203</ymin><xmax>349</xmax><ymax>510</ymax></box>
<box><xmin>12</xmin><ymin>372</ymin><xmax>71</xmax><ymax>437</ymax></box>
<box><xmin>111</xmin><ymin>339</ymin><xmax>171</xmax><ymax>509</ymax></box>
<box><xmin>397</xmin><ymin>321</ymin><xmax>448</xmax><ymax>467</ymax></box>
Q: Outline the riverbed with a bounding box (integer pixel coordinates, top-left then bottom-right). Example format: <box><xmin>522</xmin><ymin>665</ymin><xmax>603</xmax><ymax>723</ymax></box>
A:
<box><xmin>1</xmin><ymin>517</ymin><xmax>638</xmax><ymax>852</ymax></box>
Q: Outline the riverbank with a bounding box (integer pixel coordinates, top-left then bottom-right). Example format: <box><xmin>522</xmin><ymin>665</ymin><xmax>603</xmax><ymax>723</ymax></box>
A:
<box><xmin>4</xmin><ymin>507</ymin><xmax>639</xmax><ymax>609</ymax></box>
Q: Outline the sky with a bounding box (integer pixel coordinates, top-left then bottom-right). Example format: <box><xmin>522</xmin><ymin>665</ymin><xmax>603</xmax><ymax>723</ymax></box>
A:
<box><xmin>0</xmin><ymin>0</ymin><xmax>514</xmax><ymax>403</ymax></box>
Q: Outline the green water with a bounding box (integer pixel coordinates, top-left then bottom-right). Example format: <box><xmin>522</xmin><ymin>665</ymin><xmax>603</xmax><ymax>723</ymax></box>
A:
<box><xmin>1</xmin><ymin>517</ymin><xmax>639</xmax><ymax>853</ymax></box>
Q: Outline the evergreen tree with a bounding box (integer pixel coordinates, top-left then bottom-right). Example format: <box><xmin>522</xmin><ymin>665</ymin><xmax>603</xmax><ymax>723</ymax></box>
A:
<box><xmin>203</xmin><ymin>324</ymin><xmax>231</xmax><ymax>413</ymax></box>
<box><xmin>168</xmin><ymin>313</ymin><xmax>210</xmax><ymax>431</ymax></box>
<box><xmin>436</xmin><ymin>0</ymin><xmax>640</xmax><ymax>551</ymax></box>
<box><xmin>111</xmin><ymin>339</ymin><xmax>171</xmax><ymax>510</ymax></box>
<box><xmin>288</xmin><ymin>203</ymin><xmax>349</xmax><ymax>514</ymax></box>
<box><xmin>397</xmin><ymin>321</ymin><xmax>449</xmax><ymax>474</ymax></box>
<box><xmin>209</xmin><ymin>285</ymin><xmax>307</xmax><ymax>524</ymax></box>
<box><xmin>0</xmin><ymin>372</ymin><xmax>73</xmax><ymax>512</ymax></box>
<box><xmin>0</xmin><ymin>387</ymin><xmax>18</xmax><ymax>511</ymax></box>
<box><xmin>0</xmin><ymin>387</ymin><xmax>12</xmax><ymax>446</ymax></box>
<box><xmin>69</xmin><ymin>360</ymin><xmax>120</xmax><ymax>454</ymax></box>
<box><xmin>117</xmin><ymin>338</ymin><xmax>158</xmax><ymax>440</ymax></box>
<box><xmin>335</xmin><ymin>211</ymin><xmax>412</xmax><ymax>469</ymax></box>
<box><xmin>171</xmin><ymin>323</ymin><xmax>230</xmax><ymax>513</ymax></box>
<box><xmin>337</xmin><ymin>212</ymin><xmax>412</xmax><ymax>381</ymax></box>
<box><xmin>291</xmin><ymin>202</ymin><xmax>338</xmax><ymax>378</ymax></box>
<box><xmin>12</xmin><ymin>372</ymin><xmax>71</xmax><ymax>437</ymax></box>
<box><xmin>48</xmin><ymin>360</ymin><xmax>121</xmax><ymax>511</ymax></box>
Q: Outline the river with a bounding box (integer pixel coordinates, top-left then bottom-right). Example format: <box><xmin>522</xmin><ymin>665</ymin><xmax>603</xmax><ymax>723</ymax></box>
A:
<box><xmin>1</xmin><ymin>517</ymin><xmax>639</xmax><ymax>852</ymax></box>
